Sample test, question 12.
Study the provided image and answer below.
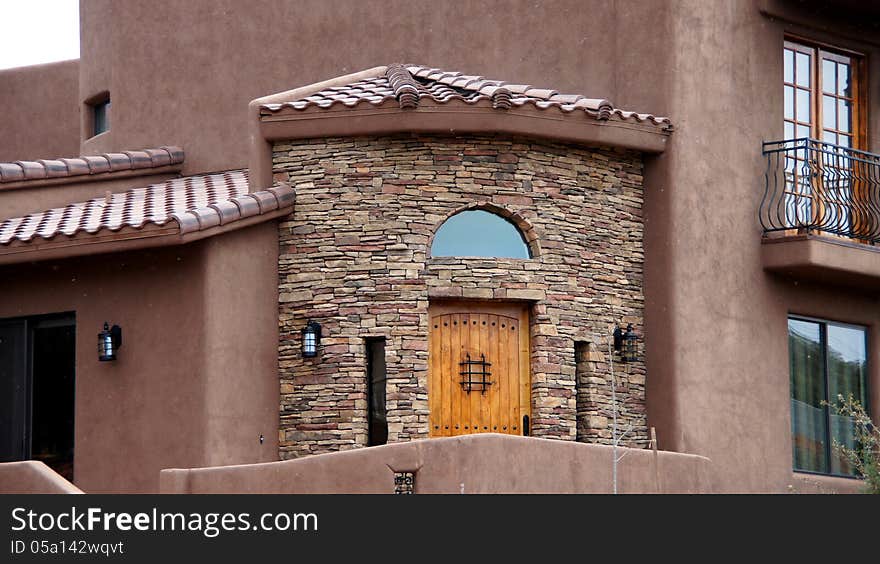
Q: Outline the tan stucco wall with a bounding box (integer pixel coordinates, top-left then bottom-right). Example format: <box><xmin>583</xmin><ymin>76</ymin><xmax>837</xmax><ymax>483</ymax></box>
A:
<box><xmin>0</xmin><ymin>461</ymin><xmax>83</xmax><ymax>494</ymax></box>
<box><xmin>0</xmin><ymin>60</ymin><xmax>80</xmax><ymax>162</ymax></box>
<box><xmin>200</xmin><ymin>221</ymin><xmax>281</xmax><ymax>467</ymax></box>
<box><xmin>643</xmin><ymin>1</ymin><xmax>880</xmax><ymax>493</ymax></box>
<box><xmin>160</xmin><ymin>434</ymin><xmax>714</xmax><ymax>494</ymax></box>
<box><xmin>0</xmin><ymin>223</ymin><xmax>280</xmax><ymax>492</ymax></box>
<box><xmin>77</xmin><ymin>0</ymin><xmax>669</xmax><ymax>176</ymax></box>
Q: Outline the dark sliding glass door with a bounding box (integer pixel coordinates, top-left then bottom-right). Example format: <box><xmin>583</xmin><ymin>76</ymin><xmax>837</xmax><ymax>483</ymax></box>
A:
<box><xmin>0</xmin><ymin>314</ymin><xmax>76</xmax><ymax>482</ymax></box>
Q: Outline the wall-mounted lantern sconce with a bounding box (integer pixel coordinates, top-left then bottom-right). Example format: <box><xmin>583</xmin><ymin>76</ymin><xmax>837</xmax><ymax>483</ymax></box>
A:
<box><xmin>98</xmin><ymin>322</ymin><xmax>122</xmax><ymax>362</ymax></box>
<box><xmin>301</xmin><ymin>320</ymin><xmax>322</xmax><ymax>358</ymax></box>
<box><xmin>613</xmin><ymin>323</ymin><xmax>638</xmax><ymax>363</ymax></box>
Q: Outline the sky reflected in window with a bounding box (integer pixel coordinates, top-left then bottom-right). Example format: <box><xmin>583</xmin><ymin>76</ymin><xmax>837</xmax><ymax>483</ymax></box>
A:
<box><xmin>431</xmin><ymin>210</ymin><xmax>530</xmax><ymax>258</ymax></box>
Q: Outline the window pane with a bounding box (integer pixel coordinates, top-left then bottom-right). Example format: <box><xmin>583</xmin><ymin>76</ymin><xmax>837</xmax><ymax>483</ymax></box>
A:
<box><xmin>789</xmin><ymin>319</ymin><xmax>828</xmax><ymax>474</ymax></box>
<box><xmin>822</xmin><ymin>130</ymin><xmax>837</xmax><ymax>145</ymax></box>
<box><xmin>784</xmin><ymin>86</ymin><xmax>794</xmax><ymax>120</ymax></box>
<box><xmin>31</xmin><ymin>323</ymin><xmax>76</xmax><ymax>482</ymax></box>
<box><xmin>838</xmin><ymin>135</ymin><xmax>850</xmax><ymax>149</ymax></box>
<box><xmin>784</xmin><ymin>49</ymin><xmax>794</xmax><ymax>83</ymax></box>
<box><xmin>822</xmin><ymin>95</ymin><xmax>836</xmax><ymax>130</ymax></box>
<box><xmin>796</xmin><ymin>52</ymin><xmax>811</xmax><ymax>88</ymax></box>
<box><xmin>93</xmin><ymin>100</ymin><xmax>110</xmax><ymax>136</ymax></box>
<box><xmin>796</xmin><ymin>89</ymin><xmax>810</xmax><ymax>122</ymax></box>
<box><xmin>366</xmin><ymin>338</ymin><xmax>387</xmax><ymax>447</ymax></box>
<box><xmin>822</xmin><ymin>59</ymin><xmax>836</xmax><ymax>93</ymax></box>
<box><xmin>431</xmin><ymin>210</ymin><xmax>530</xmax><ymax>258</ymax></box>
<box><xmin>826</xmin><ymin>324</ymin><xmax>867</xmax><ymax>476</ymax></box>
<box><xmin>784</xmin><ymin>121</ymin><xmax>794</xmax><ymax>140</ymax></box>
<box><xmin>837</xmin><ymin>62</ymin><xmax>851</xmax><ymax>97</ymax></box>
<box><xmin>838</xmin><ymin>99</ymin><xmax>850</xmax><ymax>134</ymax></box>
<box><xmin>797</xmin><ymin>124</ymin><xmax>810</xmax><ymax>140</ymax></box>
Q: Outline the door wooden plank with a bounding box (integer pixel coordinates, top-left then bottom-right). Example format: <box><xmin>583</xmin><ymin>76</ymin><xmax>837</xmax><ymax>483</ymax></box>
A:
<box><xmin>502</xmin><ymin>315</ymin><xmax>517</xmax><ymax>434</ymax></box>
<box><xmin>486</xmin><ymin>313</ymin><xmax>499</xmax><ymax>433</ymax></box>
<box><xmin>440</xmin><ymin>314</ymin><xmax>451</xmax><ymax>436</ymax></box>
<box><xmin>493</xmin><ymin>315</ymin><xmax>504</xmax><ymax>432</ymax></box>
<box><xmin>469</xmin><ymin>314</ymin><xmax>480</xmax><ymax>432</ymax></box>
<box><xmin>429</xmin><ymin>314</ymin><xmax>441</xmax><ymax>437</ymax></box>
<box><xmin>449</xmin><ymin>314</ymin><xmax>461</xmax><ymax>435</ymax></box>
<box><xmin>429</xmin><ymin>315</ymin><xmax>436</xmax><ymax>436</ymax></box>
<box><xmin>519</xmin><ymin>307</ymin><xmax>531</xmax><ymax>435</ymax></box>
<box><xmin>456</xmin><ymin>313</ymin><xmax>470</xmax><ymax>435</ymax></box>
<box><xmin>477</xmin><ymin>313</ymin><xmax>489</xmax><ymax>433</ymax></box>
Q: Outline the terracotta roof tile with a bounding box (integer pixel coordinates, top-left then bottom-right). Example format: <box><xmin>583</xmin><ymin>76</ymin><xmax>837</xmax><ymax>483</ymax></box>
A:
<box><xmin>0</xmin><ymin>146</ymin><xmax>185</xmax><ymax>185</ymax></box>
<box><xmin>261</xmin><ymin>64</ymin><xmax>672</xmax><ymax>131</ymax></box>
<box><xmin>0</xmin><ymin>170</ymin><xmax>295</xmax><ymax>247</ymax></box>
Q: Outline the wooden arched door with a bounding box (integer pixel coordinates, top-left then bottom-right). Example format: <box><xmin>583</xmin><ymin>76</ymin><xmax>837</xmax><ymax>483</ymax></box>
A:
<box><xmin>428</xmin><ymin>301</ymin><xmax>530</xmax><ymax>437</ymax></box>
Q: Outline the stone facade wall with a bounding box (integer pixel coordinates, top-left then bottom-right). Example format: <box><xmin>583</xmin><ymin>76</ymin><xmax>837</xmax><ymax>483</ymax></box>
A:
<box><xmin>273</xmin><ymin>134</ymin><xmax>647</xmax><ymax>459</ymax></box>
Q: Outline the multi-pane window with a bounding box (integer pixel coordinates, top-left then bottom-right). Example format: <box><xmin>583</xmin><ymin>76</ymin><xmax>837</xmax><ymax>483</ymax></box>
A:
<box><xmin>783</xmin><ymin>40</ymin><xmax>861</xmax><ymax>147</ymax></box>
<box><xmin>782</xmin><ymin>39</ymin><xmax>865</xmax><ymax>235</ymax></box>
<box><xmin>788</xmin><ymin>317</ymin><xmax>868</xmax><ymax>476</ymax></box>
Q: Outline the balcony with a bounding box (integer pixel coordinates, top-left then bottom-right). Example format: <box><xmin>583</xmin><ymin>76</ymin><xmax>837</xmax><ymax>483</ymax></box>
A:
<box><xmin>760</xmin><ymin>138</ymin><xmax>880</xmax><ymax>288</ymax></box>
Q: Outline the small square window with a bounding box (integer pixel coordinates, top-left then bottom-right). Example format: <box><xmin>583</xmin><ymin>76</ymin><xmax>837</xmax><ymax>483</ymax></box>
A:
<box><xmin>91</xmin><ymin>98</ymin><xmax>110</xmax><ymax>137</ymax></box>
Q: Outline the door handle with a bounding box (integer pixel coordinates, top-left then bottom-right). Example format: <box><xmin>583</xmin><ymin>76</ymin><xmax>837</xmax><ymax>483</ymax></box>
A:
<box><xmin>522</xmin><ymin>415</ymin><xmax>529</xmax><ymax>437</ymax></box>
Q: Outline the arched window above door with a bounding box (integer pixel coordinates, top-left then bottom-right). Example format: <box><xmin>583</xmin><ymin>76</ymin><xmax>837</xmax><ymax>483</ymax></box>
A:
<box><xmin>430</xmin><ymin>209</ymin><xmax>532</xmax><ymax>258</ymax></box>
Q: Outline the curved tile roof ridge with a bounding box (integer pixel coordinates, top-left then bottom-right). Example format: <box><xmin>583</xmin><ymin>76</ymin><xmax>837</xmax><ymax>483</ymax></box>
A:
<box><xmin>385</xmin><ymin>63</ymin><xmax>421</xmax><ymax>109</ymax></box>
<box><xmin>259</xmin><ymin>64</ymin><xmax>672</xmax><ymax>131</ymax></box>
<box><xmin>0</xmin><ymin>146</ymin><xmax>185</xmax><ymax>184</ymax></box>
<box><xmin>0</xmin><ymin>169</ymin><xmax>295</xmax><ymax>247</ymax></box>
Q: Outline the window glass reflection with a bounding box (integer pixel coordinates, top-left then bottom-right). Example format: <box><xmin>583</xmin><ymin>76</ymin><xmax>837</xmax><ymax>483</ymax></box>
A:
<box><xmin>431</xmin><ymin>210</ymin><xmax>530</xmax><ymax>258</ymax></box>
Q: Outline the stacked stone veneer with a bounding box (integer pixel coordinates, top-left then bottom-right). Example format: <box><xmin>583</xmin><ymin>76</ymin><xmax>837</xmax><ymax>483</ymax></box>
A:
<box><xmin>273</xmin><ymin>134</ymin><xmax>647</xmax><ymax>459</ymax></box>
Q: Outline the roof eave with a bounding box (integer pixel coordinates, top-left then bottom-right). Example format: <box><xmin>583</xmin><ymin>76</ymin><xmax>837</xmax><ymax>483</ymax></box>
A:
<box><xmin>0</xmin><ymin>204</ymin><xmax>293</xmax><ymax>267</ymax></box>
<box><xmin>0</xmin><ymin>163</ymin><xmax>184</xmax><ymax>192</ymax></box>
<box><xmin>259</xmin><ymin>104</ymin><xmax>670</xmax><ymax>155</ymax></box>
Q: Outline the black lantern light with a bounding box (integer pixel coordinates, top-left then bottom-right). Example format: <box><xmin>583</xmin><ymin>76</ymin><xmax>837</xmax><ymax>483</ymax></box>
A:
<box><xmin>98</xmin><ymin>322</ymin><xmax>123</xmax><ymax>362</ymax></box>
<box><xmin>613</xmin><ymin>323</ymin><xmax>638</xmax><ymax>363</ymax></box>
<box><xmin>301</xmin><ymin>320</ymin><xmax>322</xmax><ymax>358</ymax></box>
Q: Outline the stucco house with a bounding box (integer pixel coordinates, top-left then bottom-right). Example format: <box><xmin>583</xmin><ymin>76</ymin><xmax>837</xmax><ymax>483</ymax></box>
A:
<box><xmin>1</xmin><ymin>0</ymin><xmax>878</xmax><ymax>493</ymax></box>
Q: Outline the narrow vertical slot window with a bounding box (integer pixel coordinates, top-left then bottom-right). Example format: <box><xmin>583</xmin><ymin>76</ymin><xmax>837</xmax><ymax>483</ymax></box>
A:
<box><xmin>366</xmin><ymin>337</ymin><xmax>387</xmax><ymax>446</ymax></box>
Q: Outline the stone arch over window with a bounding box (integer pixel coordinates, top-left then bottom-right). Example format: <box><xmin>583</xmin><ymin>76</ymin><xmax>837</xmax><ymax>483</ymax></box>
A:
<box><xmin>429</xmin><ymin>203</ymin><xmax>539</xmax><ymax>258</ymax></box>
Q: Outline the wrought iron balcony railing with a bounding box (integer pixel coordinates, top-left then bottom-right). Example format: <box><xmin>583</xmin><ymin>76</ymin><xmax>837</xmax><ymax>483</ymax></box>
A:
<box><xmin>761</xmin><ymin>138</ymin><xmax>880</xmax><ymax>243</ymax></box>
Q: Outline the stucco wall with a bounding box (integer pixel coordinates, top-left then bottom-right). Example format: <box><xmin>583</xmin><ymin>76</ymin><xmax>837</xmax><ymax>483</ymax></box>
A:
<box><xmin>0</xmin><ymin>60</ymin><xmax>80</xmax><ymax>162</ymax></box>
<box><xmin>0</xmin><ymin>223</ymin><xmax>280</xmax><ymax>492</ymax></box>
<box><xmin>273</xmin><ymin>134</ymin><xmax>646</xmax><ymax>458</ymax></box>
<box><xmin>0</xmin><ymin>244</ymin><xmax>207</xmax><ymax>492</ymax></box>
<box><xmin>0</xmin><ymin>461</ymin><xmax>83</xmax><ymax>494</ymax></box>
<box><xmin>77</xmin><ymin>0</ymin><xmax>669</xmax><ymax>177</ymax></box>
<box><xmin>160</xmin><ymin>434</ymin><xmax>714</xmax><ymax>494</ymax></box>
<box><xmin>643</xmin><ymin>0</ymin><xmax>880</xmax><ymax>493</ymax></box>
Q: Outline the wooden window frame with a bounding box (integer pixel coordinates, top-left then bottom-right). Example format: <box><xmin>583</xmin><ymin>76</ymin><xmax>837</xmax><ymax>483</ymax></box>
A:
<box><xmin>783</xmin><ymin>36</ymin><xmax>869</xmax><ymax>241</ymax></box>
<box><xmin>784</xmin><ymin>35</ymin><xmax>868</xmax><ymax>150</ymax></box>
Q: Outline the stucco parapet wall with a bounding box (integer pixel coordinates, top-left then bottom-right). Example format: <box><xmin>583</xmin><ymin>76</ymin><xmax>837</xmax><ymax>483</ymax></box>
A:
<box><xmin>761</xmin><ymin>234</ymin><xmax>880</xmax><ymax>289</ymax></box>
<box><xmin>0</xmin><ymin>170</ymin><xmax>294</xmax><ymax>265</ymax></box>
<box><xmin>160</xmin><ymin>434</ymin><xmax>713</xmax><ymax>494</ymax></box>
<box><xmin>0</xmin><ymin>146</ymin><xmax>185</xmax><ymax>190</ymax></box>
<box><xmin>0</xmin><ymin>461</ymin><xmax>83</xmax><ymax>494</ymax></box>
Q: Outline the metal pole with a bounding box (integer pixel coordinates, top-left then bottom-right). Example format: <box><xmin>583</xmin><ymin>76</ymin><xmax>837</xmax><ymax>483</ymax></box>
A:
<box><xmin>609</xmin><ymin>340</ymin><xmax>617</xmax><ymax>495</ymax></box>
